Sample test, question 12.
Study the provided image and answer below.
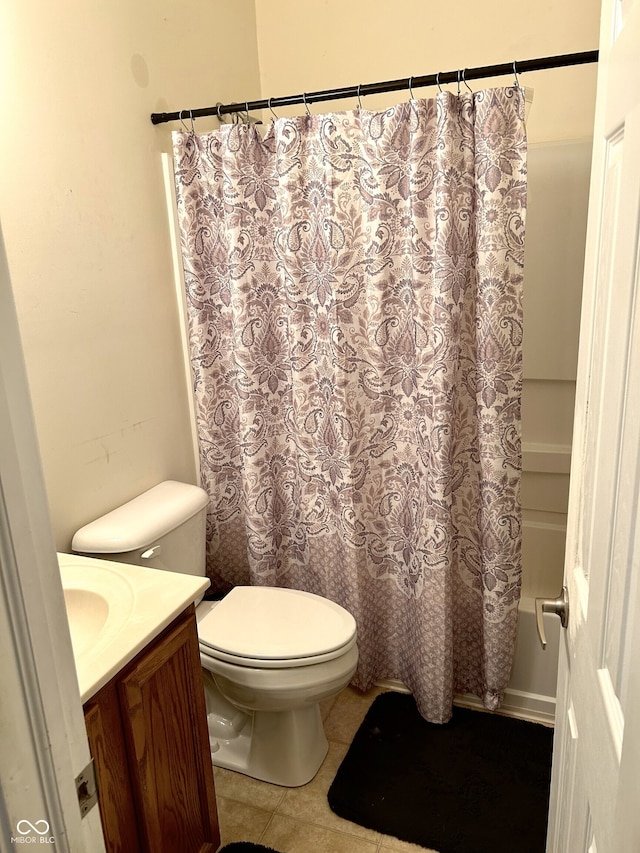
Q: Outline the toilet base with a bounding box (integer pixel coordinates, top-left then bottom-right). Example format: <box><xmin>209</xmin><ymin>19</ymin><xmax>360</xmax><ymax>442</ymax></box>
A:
<box><xmin>210</xmin><ymin>705</ymin><xmax>329</xmax><ymax>787</ymax></box>
<box><xmin>203</xmin><ymin>672</ymin><xmax>329</xmax><ymax>786</ymax></box>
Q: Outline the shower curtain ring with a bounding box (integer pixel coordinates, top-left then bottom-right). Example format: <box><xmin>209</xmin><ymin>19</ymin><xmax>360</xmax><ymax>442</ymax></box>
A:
<box><xmin>461</xmin><ymin>69</ymin><xmax>473</xmax><ymax>93</ymax></box>
<box><xmin>268</xmin><ymin>97</ymin><xmax>278</xmax><ymax>120</ymax></box>
<box><xmin>436</xmin><ymin>72</ymin><xmax>443</xmax><ymax>93</ymax></box>
<box><xmin>189</xmin><ymin>110</ymin><xmax>195</xmax><ymax>133</ymax></box>
<box><xmin>179</xmin><ymin>110</ymin><xmax>190</xmax><ymax>132</ymax></box>
<box><xmin>408</xmin><ymin>77</ymin><xmax>414</xmax><ymax>100</ymax></box>
<box><xmin>513</xmin><ymin>60</ymin><xmax>520</xmax><ymax>88</ymax></box>
<box><xmin>302</xmin><ymin>93</ymin><xmax>310</xmax><ymax>116</ymax></box>
<box><xmin>457</xmin><ymin>70</ymin><xmax>462</xmax><ymax>97</ymax></box>
<box><xmin>357</xmin><ymin>84</ymin><xmax>362</xmax><ymax>110</ymax></box>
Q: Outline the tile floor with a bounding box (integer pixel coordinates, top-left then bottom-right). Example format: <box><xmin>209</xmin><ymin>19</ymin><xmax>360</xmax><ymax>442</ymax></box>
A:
<box><xmin>213</xmin><ymin>685</ymin><xmax>436</xmax><ymax>853</ymax></box>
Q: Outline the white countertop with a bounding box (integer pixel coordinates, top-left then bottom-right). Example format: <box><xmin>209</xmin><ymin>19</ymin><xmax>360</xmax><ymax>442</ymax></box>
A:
<box><xmin>57</xmin><ymin>552</ymin><xmax>209</xmax><ymax>703</ymax></box>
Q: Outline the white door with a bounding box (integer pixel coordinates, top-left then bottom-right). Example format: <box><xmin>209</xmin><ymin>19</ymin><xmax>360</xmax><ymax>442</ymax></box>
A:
<box><xmin>546</xmin><ymin>0</ymin><xmax>640</xmax><ymax>850</ymax></box>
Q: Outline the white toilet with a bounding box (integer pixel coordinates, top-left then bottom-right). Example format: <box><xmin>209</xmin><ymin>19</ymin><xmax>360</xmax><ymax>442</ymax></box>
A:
<box><xmin>72</xmin><ymin>480</ymin><xmax>358</xmax><ymax>787</ymax></box>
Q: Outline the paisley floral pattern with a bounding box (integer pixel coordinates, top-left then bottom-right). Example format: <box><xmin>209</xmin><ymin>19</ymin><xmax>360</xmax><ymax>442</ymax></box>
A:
<box><xmin>173</xmin><ymin>88</ymin><xmax>527</xmax><ymax>723</ymax></box>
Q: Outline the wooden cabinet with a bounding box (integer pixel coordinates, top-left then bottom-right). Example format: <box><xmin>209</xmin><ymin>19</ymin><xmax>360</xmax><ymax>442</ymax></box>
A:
<box><xmin>84</xmin><ymin>606</ymin><xmax>220</xmax><ymax>853</ymax></box>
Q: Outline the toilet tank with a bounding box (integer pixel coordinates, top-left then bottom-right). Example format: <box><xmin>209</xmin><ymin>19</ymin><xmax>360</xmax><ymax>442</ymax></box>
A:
<box><xmin>72</xmin><ymin>480</ymin><xmax>209</xmax><ymax>580</ymax></box>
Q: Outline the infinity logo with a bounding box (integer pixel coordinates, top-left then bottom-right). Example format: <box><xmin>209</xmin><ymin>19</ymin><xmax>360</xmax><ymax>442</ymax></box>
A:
<box><xmin>16</xmin><ymin>820</ymin><xmax>50</xmax><ymax>835</ymax></box>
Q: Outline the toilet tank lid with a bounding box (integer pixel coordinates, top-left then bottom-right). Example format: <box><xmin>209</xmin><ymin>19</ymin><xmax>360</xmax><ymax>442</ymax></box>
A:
<box><xmin>71</xmin><ymin>481</ymin><xmax>209</xmax><ymax>554</ymax></box>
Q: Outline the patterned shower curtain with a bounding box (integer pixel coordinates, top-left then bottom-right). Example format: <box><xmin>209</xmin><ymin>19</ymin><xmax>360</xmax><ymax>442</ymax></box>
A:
<box><xmin>173</xmin><ymin>87</ymin><xmax>527</xmax><ymax>723</ymax></box>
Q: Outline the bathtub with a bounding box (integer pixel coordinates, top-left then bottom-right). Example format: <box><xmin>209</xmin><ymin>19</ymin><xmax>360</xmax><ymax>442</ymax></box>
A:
<box><xmin>455</xmin><ymin>596</ymin><xmax>561</xmax><ymax>724</ymax></box>
<box><xmin>378</xmin><ymin>596</ymin><xmax>561</xmax><ymax>725</ymax></box>
<box><xmin>499</xmin><ymin>596</ymin><xmax>560</xmax><ymax>723</ymax></box>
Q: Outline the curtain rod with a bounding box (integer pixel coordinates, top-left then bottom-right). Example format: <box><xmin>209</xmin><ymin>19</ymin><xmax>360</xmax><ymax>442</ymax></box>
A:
<box><xmin>150</xmin><ymin>50</ymin><xmax>598</xmax><ymax>126</ymax></box>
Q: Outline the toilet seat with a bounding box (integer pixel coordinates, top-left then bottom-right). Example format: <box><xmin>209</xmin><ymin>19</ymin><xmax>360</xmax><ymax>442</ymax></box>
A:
<box><xmin>196</xmin><ymin>586</ymin><xmax>357</xmax><ymax>669</ymax></box>
<box><xmin>199</xmin><ymin>634</ymin><xmax>358</xmax><ymax>669</ymax></box>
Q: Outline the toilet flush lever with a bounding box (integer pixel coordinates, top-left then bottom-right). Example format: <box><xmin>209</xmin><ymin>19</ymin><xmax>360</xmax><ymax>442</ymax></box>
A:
<box><xmin>141</xmin><ymin>545</ymin><xmax>161</xmax><ymax>560</ymax></box>
<box><xmin>535</xmin><ymin>586</ymin><xmax>569</xmax><ymax>650</ymax></box>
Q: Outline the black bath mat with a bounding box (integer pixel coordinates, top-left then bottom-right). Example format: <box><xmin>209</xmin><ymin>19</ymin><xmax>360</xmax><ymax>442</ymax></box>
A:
<box><xmin>328</xmin><ymin>692</ymin><xmax>554</xmax><ymax>853</ymax></box>
<box><xmin>219</xmin><ymin>844</ymin><xmax>281</xmax><ymax>852</ymax></box>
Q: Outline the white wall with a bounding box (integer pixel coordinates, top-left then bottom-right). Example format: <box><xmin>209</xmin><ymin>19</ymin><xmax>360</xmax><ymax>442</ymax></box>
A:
<box><xmin>0</xmin><ymin>1</ymin><xmax>261</xmax><ymax>549</ymax></box>
<box><xmin>254</xmin><ymin>0</ymin><xmax>602</xmax><ymax>598</ymax></box>
<box><xmin>521</xmin><ymin>139</ymin><xmax>592</xmax><ymax>597</ymax></box>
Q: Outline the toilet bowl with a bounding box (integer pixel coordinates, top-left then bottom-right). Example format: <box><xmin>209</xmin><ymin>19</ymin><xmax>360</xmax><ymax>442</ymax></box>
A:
<box><xmin>72</xmin><ymin>481</ymin><xmax>358</xmax><ymax>787</ymax></box>
<box><xmin>195</xmin><ymin>586</ymin><xmax>357</xmax><ymax>786</ymax></box>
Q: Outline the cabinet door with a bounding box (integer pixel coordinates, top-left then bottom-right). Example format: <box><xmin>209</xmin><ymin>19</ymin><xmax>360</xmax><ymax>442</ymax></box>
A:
<box><xmin>84</xmin><ymin>683</ymin><xmax>141</xmax><ymax>853</ymax></box>
<box><xmin>119</xmin><ymin>615</ymin><xmax>219</xmax><ymax>853</ymax></box>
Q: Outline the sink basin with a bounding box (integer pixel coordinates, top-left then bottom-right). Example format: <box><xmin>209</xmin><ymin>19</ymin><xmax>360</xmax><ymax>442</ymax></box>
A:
<box><xmin>63</xmin><ymin>588</ymin><xmax>110</xmax><ymax>656</ymax></box>
<box><xmin>57</xmin><ymin>552</ymin><xmax>210</xmax><ymax>702</ymax></box>
<box><xmin>59</xmin><ymin>559</ymin><xmax>135</xmax><ymax>661</ymax></box>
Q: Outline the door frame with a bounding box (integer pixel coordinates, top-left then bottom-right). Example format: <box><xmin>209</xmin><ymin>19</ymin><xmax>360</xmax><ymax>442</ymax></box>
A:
<box><xmin>0</xmin><ymin>224</ymin><xmax>105</xmax><ymax>851</ymax></box>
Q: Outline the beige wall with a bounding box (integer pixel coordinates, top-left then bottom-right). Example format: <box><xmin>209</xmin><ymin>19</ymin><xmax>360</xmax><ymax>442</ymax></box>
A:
<box><xmin>254</xmin><ymin>0</ymin><xmax>599</xmax><ymax>143</ymax></box>
<box><xmin>0</xmin><ymin>1</ymin><xmax>261</xmax><ymax>548</ymax></box>
<box><xmin>254</xmin><ymin>0</ymin><xmax>602</xmax><ymax>598</ymax></box>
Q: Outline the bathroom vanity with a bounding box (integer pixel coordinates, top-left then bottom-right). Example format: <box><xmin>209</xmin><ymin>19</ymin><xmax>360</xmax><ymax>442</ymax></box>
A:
<box><xmin>84</xmin><ymin>605</ymin><xmax>219</xmax><ymax>852</ymax></box>
<box><xmin>58</xmin><ymin>553</ymin><xmax>220</xmax><ymax>853</ymax></box>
